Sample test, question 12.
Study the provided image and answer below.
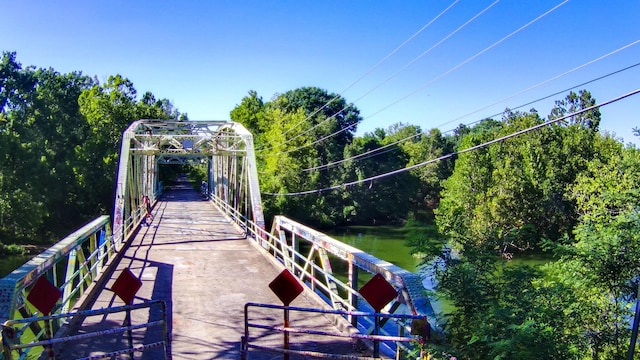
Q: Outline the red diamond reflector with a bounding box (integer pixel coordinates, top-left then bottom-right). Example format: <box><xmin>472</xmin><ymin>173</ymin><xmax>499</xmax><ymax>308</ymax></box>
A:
<box><xmin>111</xmin><ymin>269</ymin><xmax>142</xmax><ymax>305</ymax></box>
<box><xmin>359</xmin><ymin>273</ymin><xmax>397</xmax><ymax>312</ymax></box>
<box><xmin>27</xmin><ymin>277</ymin><xmax>62</xmax><ymax>315</ymax></box>
<box><xmin>269</xmin><ymin>269</ymin><xmax>304</xmax><ymax>306</ymax></box>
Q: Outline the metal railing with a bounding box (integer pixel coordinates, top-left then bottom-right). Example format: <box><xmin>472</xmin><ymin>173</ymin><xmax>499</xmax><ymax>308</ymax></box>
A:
<box><xmin>241</xmin><ymin>302</ymin><xmax>429</xmax><ymax>359</ymax></box>
<box><xmin>1</xmin><ymin>300</ymin><xmax>169</xmax><ymax>360</ymax></box>
<box><xmin>209</xmin><ymin>193</ymin><xmax>436</xmax><ymax>357</ymax></box>
<box><xmin>0</xmin><ymin>216</ymin><xmax>114</xmax><ymax>326</ymax></box>
<box><xmin>0</xmin><ymin>209</ymin><xmax>155</xmax><ymax>360</ymax></box>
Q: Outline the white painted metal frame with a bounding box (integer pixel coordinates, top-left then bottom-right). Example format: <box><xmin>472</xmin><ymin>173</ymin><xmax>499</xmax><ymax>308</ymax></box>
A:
<box><xmin>211</xmin><ymin>194</ymin><xmax>436</xmax><ymax>355</ymax></box>
<box><xmin>112</xmin><ymin>120</ymin><xmax>265</xmax><ymax>245</ymax></box>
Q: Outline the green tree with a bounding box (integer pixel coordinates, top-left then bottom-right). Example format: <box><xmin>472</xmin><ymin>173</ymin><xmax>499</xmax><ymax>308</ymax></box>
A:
<box><xmin>428</xmin><ymin>92</ymin><xmax>613</xmax><ymax>359</ymax></box>
<box><xmin>387</xmin><ymin>125</ymin><xmax>455</xmax><ymax>220</ymax></box>
<box><xmin>232</xmin><ymin>87</ymin><xmax>362</xmax><ymax>227</ymax></box>
<box><xmin>563</xmin><ymin>139</ymin><xmax>640</xmax><ymax>358</ymax></box>
<box><xmin>77</xmin><ymin>75</ymin><xmax>139</xmax><ymax>213</ymax></box>
<box><xmin>77</xmin><ymin>74</ymin><xmax>183</xmax><ymax>215</ymax></box>
<box><xmin>1</xmin><ymin>52</ymin><xmax>183</xmax><ymax>245</ymax></box>
<box><xmin>340</xmin><ymin>130</ymin><xmax>416</xmax><ymax>224</ymax></box>
<box><xmin>0</xmin><ymin>53</ymin><xmax>96</xmax><ymax>241</ymax></box>
<box><xmin>0</xmin><ymin>52</ymin><xmax>43</xmax><ymax>242</ymax></box>
<box><xmin>230</xmin><ymin>90</ymin><xmax>266</xmax><ymax>146</ymax></box>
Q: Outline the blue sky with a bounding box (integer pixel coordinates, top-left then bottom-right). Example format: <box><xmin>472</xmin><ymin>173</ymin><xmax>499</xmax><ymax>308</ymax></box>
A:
<box><xmin>2</xmin><ymin>1</ymin><xmax>639</xmax><ymax>145</ymax></box>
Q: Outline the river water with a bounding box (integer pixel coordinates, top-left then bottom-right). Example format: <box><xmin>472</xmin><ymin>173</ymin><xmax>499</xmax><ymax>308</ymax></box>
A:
<box><xmin>327</xmin><ymin>225</ymin><xmax>424</xmax><ymax>272</ymax></box>
<box><xmin>328</xmin><ymin>225</ymin><xmax>554</xmax><ymax>315</ymax></box>
<box><xmin>0</xmin><ymin>254</ymin><xmax>31</xmax><ymax>278</ymax></box>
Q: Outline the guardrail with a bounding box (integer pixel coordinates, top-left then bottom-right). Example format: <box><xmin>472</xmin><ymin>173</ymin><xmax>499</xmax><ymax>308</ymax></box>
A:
<box><xmin>0</xmin><ymin>215</ymin><xmax>129</xmax><ymax>360</ymax></box>
<box><xmin>1</xmin><ymin>300</ymin><xmax>169</xmax><ymax>360</ymax></box>
<box><xmin>0</xmin><ymin>216</ymin><xmax>114</xmax><ymax>323</ymax></box>
<box><xmin>209</xmin><ymin>193</ymin><xmax>437</xmax><ymax>357</ymax></box>
<box><xmin>241</xmin><ymin>302</ymin><xmax>429</xmax><ymax>359</ymax></box>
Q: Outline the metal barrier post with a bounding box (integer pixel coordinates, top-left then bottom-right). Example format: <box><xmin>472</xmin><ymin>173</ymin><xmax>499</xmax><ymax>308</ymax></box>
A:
<box><xmin>126</xmin><ymin>308</ymin><xmax>133</xmax><ymax>359</ymax></box>
<box><xmin>45</xmin><ymin>319</ymin><xmax>55</xmax><ymax>360</ymax></box>
<box><xmin>3</xmin><ymin>300</ymin><xmax>169</xmax><ymax>360</ymax></box>
<box><xmin>162</xmin><ymin>301</ymin><xmax>172</xmax><ymax>360</ymax></box>
<box><xmin>243</xmin><ymin>303</ymin><xmax>430</xmax><ymax>359</ymax></box>
<box><xmin>373</xmin><ymin>315</ymin><xmax>380</xmax><ymax>358</ymax></box>
<box><xmin>283</xmin><ymin>308</ymin><xmax>290</xmax><ymax>360</ymax></box>
<box><xmin>241</xmin><ymin>303</ymin><xmax>250</xmax><ymax>360</ymax></box>
<box><xmin>2</xmin><ymin>325</ymin><xmax>16</xmax><ymax>359</ymax></box>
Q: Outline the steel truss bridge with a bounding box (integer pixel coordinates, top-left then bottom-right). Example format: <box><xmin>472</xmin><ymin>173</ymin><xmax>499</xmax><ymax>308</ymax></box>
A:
<box><xmin>0</xmin><ymin>120</ymin><xmax>436</xmax><ymax>359</ymax></box>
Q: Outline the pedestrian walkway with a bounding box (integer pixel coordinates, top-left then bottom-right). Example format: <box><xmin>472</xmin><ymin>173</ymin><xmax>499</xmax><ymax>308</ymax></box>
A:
<box><xmin>58</xmin><ymin>182</ymin><xmax>367</xmax><ymax>359</ymax></box>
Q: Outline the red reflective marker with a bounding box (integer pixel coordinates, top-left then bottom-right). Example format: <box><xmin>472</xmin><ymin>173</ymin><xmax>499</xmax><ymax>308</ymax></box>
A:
<box><xmin>111</xmin><ymin>268</ymin><xmax>142</xmax><ymax>305</ymax></box>
<box><xmin>359</xmin><ymin>273</ymin><xmax>397</xmax><ymax>312</ymax></box>
<box><xmin>269</xmin><ymin>269</ymin><xmax>303</xmax><ymax>306</ymax></box>
<box><xmin>27</xmin><ymin>277</ymin><xmax>62</xmax><ymax>315</ymax></box>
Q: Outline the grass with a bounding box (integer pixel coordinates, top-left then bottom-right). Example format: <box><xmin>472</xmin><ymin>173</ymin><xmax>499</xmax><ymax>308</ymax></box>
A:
<box><xmin>0</xmin><ymin>243</ymin><xmax>26</xmax><ymax>256</ymax></box>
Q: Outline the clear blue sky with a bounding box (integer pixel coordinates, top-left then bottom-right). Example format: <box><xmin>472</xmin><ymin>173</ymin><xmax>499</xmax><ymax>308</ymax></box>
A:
<box><xmin>2</xmin><ymin>1</ymin><xmax>639</xmax><ymax>145</ymax></box>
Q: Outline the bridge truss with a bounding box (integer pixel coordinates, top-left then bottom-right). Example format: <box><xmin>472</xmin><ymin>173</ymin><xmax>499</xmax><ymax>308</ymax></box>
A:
<box><xmin>112</xmin><ymin>120</ymin><xmax>265</xmax><ymax>246</ymax></box>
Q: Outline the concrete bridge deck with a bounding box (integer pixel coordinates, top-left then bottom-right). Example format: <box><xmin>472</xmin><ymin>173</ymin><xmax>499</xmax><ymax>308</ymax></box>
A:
<box><xmin>58</xmin><ymin>184</ymin><xmax>367</xmax><ymax>359</ymax></box>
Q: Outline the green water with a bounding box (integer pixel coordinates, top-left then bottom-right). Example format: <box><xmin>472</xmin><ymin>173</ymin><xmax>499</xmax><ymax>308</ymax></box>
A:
<box><xmin>328</xmin><ymin>225</ymin><xmax>554</xmax><ymax>317</ymax></box>
<box><xmin>327</xmin><ymin>225</ymin><xmax>424</xmax><ymax>272</ymax></box>
<box><xmin>0</xmin><ymin>254</ymin><xmax>31</xmax><ymax>278</ymax></box>
<box><xmin>327</xmin><ymin>225</ymin><xmax>554</xmax><ymax>278</ymax></box>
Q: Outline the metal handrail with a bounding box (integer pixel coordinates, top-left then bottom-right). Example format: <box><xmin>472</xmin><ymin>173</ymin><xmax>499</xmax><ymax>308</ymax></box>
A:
<box><xmin>2</xmin><ymin>300</ymin><xmax>170</xmax><ymax>360</ymax></box>
<box><xmin>241</xmin><ymin>302</ymin><xmax>429</xmax><ymax>359</ymax></box>
<box><xmin>209</xmin><ymin>193</ymin><xmax>436</xmax><ymax>357</ymax></box>
<box><xmin>0</xmin><ymin>216</ymin><xmax>114</xmax><ymax>324</ymax></box>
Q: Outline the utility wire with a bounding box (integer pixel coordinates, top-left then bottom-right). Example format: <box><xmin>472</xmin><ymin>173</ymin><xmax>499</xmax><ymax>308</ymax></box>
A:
<box><xmin>453</xmin><ymin>60</ymin><xmax>640</xmax><ymax>130</ymax></box>
<box><xmin>256</xmin><ymin>0</ymin><xmax>460</xmax><ymax>151</ymax></box>
<box><xmin>274</xmin><ymin>0</ymin><xmax>499</xmax><ymax>150</ymax></box>
<box><xmin>262</xmin><ymin>88</ymin><xmax>640</xmax><ymax>196</ymax></box>
<box><xmin>365</xmin><ymin>0</ymin><xmax>570</xmax><ymax>122</ymax></box>
<box><xmin>303</xmin><ymin>133</ymin><xmax>420</xmax><ymax>172</ymax></box>
<box><xmin>301</xmin><ymin>56</ymin><xmax>640</xmax><ymax>174</ymax></box>
<box><xmin>260</xmin><ymin>0</ymin><xmax>568</xmax><ymax>157</ymax></box>
<box><xmin>435</xmin><ymin>39</ymin><xmax>640</xmax><ymax>129</ymax></box>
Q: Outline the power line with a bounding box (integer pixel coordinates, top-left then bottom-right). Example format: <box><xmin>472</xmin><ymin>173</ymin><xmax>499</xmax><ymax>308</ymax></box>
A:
<box><xmin>302</xmin><ymin>132</ymin><xmax>420</xmax><ymax>172</ymax></box>
<box><xmin>260</xmin><ymin>0</ymin><xmax>568</xmax><ymax>158</ymax></box>
<box><xmin>300</xmin><ymin>55</ymin><xmax>640</xmax><ymax>174</ymax></box>
<box><xmin>256</xmin><ymin>0</ymin><xmax>460</xmax><ymax>151</ymax></box>
<box><xmin>435</xmin><ymin>39</ymin><xmax>640</xmax><ymax>129</ymax></box>
<box><xmin>262</xmin><ymin>88</ymin><xmax>640</xmax><ymax>197</ymax></box>
<box><xmin>453</xmin><ymin>60</ymin><xmax>640</xmax><ymax>130</ymax></box>
<box><xmin>264</xmin><ymin>0</ymin><xmax>498</xmax><ymax>153</ymax></box>
<box><xmin>364</xmin><ymin>0</ymin><xmax>570</xmax><ymax>122</ymax></box>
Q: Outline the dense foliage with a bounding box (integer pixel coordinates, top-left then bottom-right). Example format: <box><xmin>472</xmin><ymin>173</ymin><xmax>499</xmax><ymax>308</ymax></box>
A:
<box><xmin>427</xmin><ymin>92</ymin><xmax>640</xmax><ymax>359</ymax></box>
<box><xmin>231</xmin><ymin>88</ymin><xmax>456</xmax><ymax>227</ymax></box>
<box><xmin>3</xmin><ymin>49</ymin><xmax>639</xmax><ymax>359</ymax></box>
<box><xmin>0</xmin><ymin>52</ymin><xmax>183</xmax><ymax>246</ymax></box>
<box><xmin>231</xmin><ymin>87</ymin><xmax>640</xmax><ymax>359</ymax></box>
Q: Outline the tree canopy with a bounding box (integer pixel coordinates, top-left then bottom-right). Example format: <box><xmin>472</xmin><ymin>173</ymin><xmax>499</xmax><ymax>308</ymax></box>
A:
<box><xmin>4</xmin><ymin>49</ymin><xmax>640</xmax><ymax>359</ymax></box>
<box><xmin>0</xmin><ymin>52</ymin><xmax>183</xmax><ymax>245</ymax></box>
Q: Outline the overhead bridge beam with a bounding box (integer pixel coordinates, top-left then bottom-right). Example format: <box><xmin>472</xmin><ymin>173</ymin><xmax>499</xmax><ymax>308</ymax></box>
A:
<box><xmin>112</xmin><ymin>120</ymin><xmax>265</xmax><ymax>246</ymax></box>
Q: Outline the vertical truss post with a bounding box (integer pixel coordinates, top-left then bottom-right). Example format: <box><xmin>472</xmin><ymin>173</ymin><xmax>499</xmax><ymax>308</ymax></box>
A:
<box><xmin>317</xmin><ymin>248</ymin><xmax>340</xmax><ymax>309</ymax></box>
<box><xmin>348</xmin><ymin>259</ymin><xmax>358</xmax><ymax>326</ymax></box>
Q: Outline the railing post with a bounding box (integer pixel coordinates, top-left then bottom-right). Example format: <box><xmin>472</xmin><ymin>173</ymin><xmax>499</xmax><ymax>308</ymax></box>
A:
<box><xmin>292</xmin><ymin>234</ymin><xmax>299</xmax><ymax>275</ymax></box>
<box><xmin>2</xmin><ymin>324</ymin><xmax>16</xmax><ymax>359</ymax></box>
<box><xmin>348</xmin><ymin>262</ymin><xmax>358</xmax><ymax>327</ymax></box>
<box><xmin>44</xmin><ymin>319</ymin><xmax>55</xmax><ymax>360</ymax></box>
<box><xmin>242</xmin><ymin>303</ymin><xmax>250</xmax><ymax>360</ymax></box>
<box><xmin>161</xmin><ymin>301</ymin><xmax>172</xmax><ymax>360</ymax></box>
<box><xmin>62</xmin><ymin>249</ymin><xmax>77</xmax><ymax>314</ymax></box>
<box><xmin>283</xmin><ymin>307</ymin><xmax>290</xmax><ymax>360</ymax></box>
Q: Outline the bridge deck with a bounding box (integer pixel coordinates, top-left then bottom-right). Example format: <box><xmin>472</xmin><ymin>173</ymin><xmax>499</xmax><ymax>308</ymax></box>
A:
<box><xmin>59</xmin><ymin>184</ymin><xmax>367</xmax><ymax>359</ymax></box>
